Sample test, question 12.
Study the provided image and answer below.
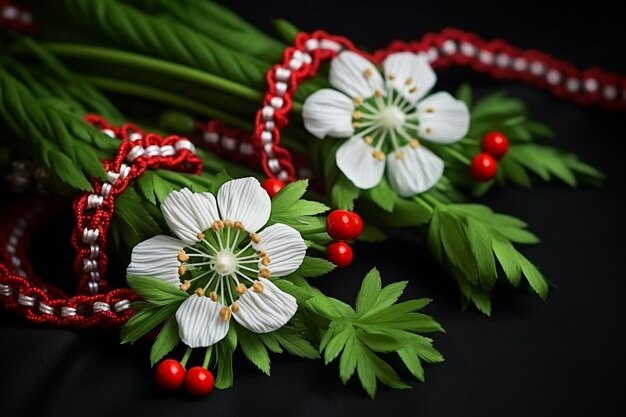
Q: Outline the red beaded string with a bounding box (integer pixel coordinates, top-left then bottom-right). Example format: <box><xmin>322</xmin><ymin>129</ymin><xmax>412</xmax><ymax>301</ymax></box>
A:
<box><xmin>0</xmin><ymin>115</ymin><xmax>202</xmax><ymax>328</ymax></box>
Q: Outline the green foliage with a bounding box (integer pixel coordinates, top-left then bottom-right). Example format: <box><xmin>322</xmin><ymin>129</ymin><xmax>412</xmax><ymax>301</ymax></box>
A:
<box><xmin>309</xmin><ymin>268</ymin><xmax>444</xmax><ymax>398</ymax></box>
<box><xmin>268</xmin><ymin>180</ymin><xmax>331</xmax><ymax>234</ymax></box>
<box><xmin>428</xmin><ymin>204</ymin><xmax>548</xmax><ymax>314</ymax></box>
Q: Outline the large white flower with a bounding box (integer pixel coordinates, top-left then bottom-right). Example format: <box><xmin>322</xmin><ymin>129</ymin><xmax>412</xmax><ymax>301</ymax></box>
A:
<box><xmin>126</xmin><ymin>178</ymin><xmax>306</xmax><ymax>348</ymax></box>
<box><xmin>303</xmin><ymin>51</ymin><xmax>470</xmax><ymax>196</ymax></box>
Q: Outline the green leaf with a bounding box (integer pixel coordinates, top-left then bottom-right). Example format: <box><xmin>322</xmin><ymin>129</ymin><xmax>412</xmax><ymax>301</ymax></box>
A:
<box><xmin>208</xmin><ymin>170</ymin><xmax>232</xmax><ymax>195</ymax></box>
<box><xmin>355</xmin><ymin>268</ymin><xmax>382</xmax><ymax>315</ymax></box>
<box><xmin>271</xmin><ymin>179</ymin><xmax>309</xmax><ymax>213</ymax></box>
<box><xmin>296</xmin><ymin>256</ymin><xmax>336</xmax><ymax>278</ymax></box>
<box><xmin>331</xmin><ymin>174</ymin><xmax>360</xmax><ymax>211</ymax></box>
<box><xmin>456</xmin><ymin>83</ymin><xmax>473</xmax><ymax>107</ymax></box>
<box><xmin>215</xmin><ymin>341</ymin><xmax>235</xmax><ymax>389</ymax></box>
<box><xmin>127</xmin><ymin>275</ymin><xmax>188</xmax><ymax>306</ymax></box>
<box><xmin>237</xmin><ymin>326</ymin><xmax>271</xmax><ymax>375</ymax></box>
<box><xmin>366</xmin><ymin>178</ymin><xmax>397</xmax><ymax>212</ymax></box>
<box><xmin>518</xmin><ymin>254</ymin><xmax>549</xmax><ymax>300</ymax></box>
<box><xmin>150</xmin><ymin>318</ymin><xmax>179</xmax><ymax>366</ymax></box>
<box><xmin>121</xmin><ymin>303</ymin><xmax>181</xmax><ymax>344</ymax></box>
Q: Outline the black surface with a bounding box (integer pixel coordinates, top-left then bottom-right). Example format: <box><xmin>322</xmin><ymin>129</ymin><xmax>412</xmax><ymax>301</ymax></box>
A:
<box><xmin>1</xmin><ymin>1</ymin><xmax>625</xmax><ymax>416</ymax></box>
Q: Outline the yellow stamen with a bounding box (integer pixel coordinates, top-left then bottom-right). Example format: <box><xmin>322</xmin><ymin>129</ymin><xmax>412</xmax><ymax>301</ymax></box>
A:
<box><xmin>209</xmin><ymin>291</ymin><xmax>218</xmax><ymax>301</ymax></box>
<box><xmin>261</xmin><ymin>256</ymin><xmax>271</xmax><ymax>266</ymax></box>
<box><xmin>258</xmin><ymin>268</ymin><xmax>271</xmax><ymax>279</ymax></box>
<box><xmin>178</xmin><ymin>265</ymin><xmax>187</xmax><ymax>276</ymax></box>
<box><xmin>223</xmin><ymin>220</ymin><xmax>233</xmax><ymax>228</ymax></box>
<box><xmin>253</xmin><ymin>281</ymin><xmax>265</xmax><ymax>292</ymax></box>
<box><xmin>231</xmin><ymin>303</ymin><xmax>240</xmax><ymax>313</ymax></box>
<box><xmin>425</xmin><ymin>127</ymin><xmax>432</xmax><ymax>134</ymax></box>
<box><xmin>177</xmin><ymin>250</ymin><xmax>189</xmax><ymax>263</ymax></box>
<box><xmin>372</xmin><ymin>150</ymin><xmax>386</xmax><ymax>161</ymax></box>
<box><xmin>409</xmin><ymin>86</ymin><xmax>418</xmax><ymax>94</ymax></box>
<box><xmin>196</xmin><ymin>232</ymin><xmax>205</xmax><ymax>240</ymax></box>
<box><xmin>395</xmin><ymin>150</ymin><xmax>405</xmax><ymax>160</ymax></box>
<box><xmin>256</xmin><ymin>251</ymin><xmax>266</xmax><ymax>258</ymax></box>
<box><xmin>363</xmin><ymin>68</ymin><xmax>373</xmax><ymax>79</ymax></box>
<box><xmin>388</xmin><ymin>74</ymin><xmax>396</xmax><ymax>80</ymax></box>
<box><xmin>405</xmin><ymin>76</ymin><xmax>413</xmax><ymax>85</ymax></box>
<box><xmin>211</xmin><ymin>220</ymin><xmax>224</xmax><ymax>232</ymax></box>
<box><xmin>179</xmin><ymin>280</ymin><xmax>191</xmax><ymax>291</ymax></box>
<box><xmin>425</xmin><ymin>107</ymin><xmax>434</xmax><ymax>113</ymax></box>
<box><xmin>195</xmin><ymin>288</ymin><xmax>205</xmax><ymax>297</ymax></box>
<box><xmin>220</xmin><ymin>306</ymin><xmax>232</xmax><ymax>321</ymax></box>
<box><xmin>236</xmin><ymin>283</ymin><xmax>247</xmax><ymax>295</ymax></box>
<box><xmin>374</xmin><ymin>89</ymin><xmax>383</xmax><ymax>98</ymax></box>
<box><xmin>354</xmin><ymin>97</ymin><xmax>363</xmax><ymax>106</ymax></box>
<box><xmin>234</xmin><ymin>221</ymin><xmax>244</xmax><ymax>230</ymax></box>
<box><xmin>410</xmin><ymin>139</ymin><xmax>420</xmax><ymax>149</ymax></box>
<box><xmin>352</xmin><ymin>111</ymin><xmax>362</xmax><ymax>119</ymax></box>
<box><xmin>352</xmin><ymin>122</ymin><xmax>361</xmax><ymax>129</ymax></box>
<box><xmin>250</xmin><ymin>233</ymin><xmax>260</xmax><ymax>244</ymax></box>
<box><xmin>364</xmin><ymin>136</ymin><xmax>373</xmax><ymax>145</ymax></box>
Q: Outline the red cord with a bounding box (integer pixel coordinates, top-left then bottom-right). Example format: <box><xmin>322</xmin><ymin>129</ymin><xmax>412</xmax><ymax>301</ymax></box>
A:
<box><xmin>0</xmin><ymin>115</ymin><xmax>202</xmax><ymax>328</ymax></box>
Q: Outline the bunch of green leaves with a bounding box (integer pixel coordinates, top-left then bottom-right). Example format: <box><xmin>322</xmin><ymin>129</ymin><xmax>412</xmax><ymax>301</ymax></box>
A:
<box><xmin>306</xmin><ymin>268</ymin><xmax>444</xmax><ymax>398</ymax></box>
<box><xmin>444</xmin><ymin>84</ymin><xmax>603</xmax><ymax>195</ymax></box>
<box><xmin>428</xmin><ymin>203</ymin><xmax>548</xmax><ymax>315</ymax></box>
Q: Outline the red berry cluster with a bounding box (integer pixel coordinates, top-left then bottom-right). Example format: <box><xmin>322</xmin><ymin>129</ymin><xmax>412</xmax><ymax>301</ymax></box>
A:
<box><xmin>155</xmin><ymin>359</ymin><xmax>215</xmax><ymax>397</ymax></box>
<box><xmin>325</xmin><ymin>210</ymin><xmax>363</xmax><ymax>268</ymax></box>
<box><xmin>470</xmin><ymin>131</ymin><xmax>510</xmax><ymax>182</ymax></box>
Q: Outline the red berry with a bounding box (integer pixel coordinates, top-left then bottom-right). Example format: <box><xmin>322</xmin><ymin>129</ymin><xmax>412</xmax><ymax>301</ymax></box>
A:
<box><xmin>481</xmin><ymin>131</ymin><xmax>509</xmax><ymax>159</ymax></box>
<box><xmin>326</xmin><ymin>210</ymin><xmax>357</xmax><ymax>240</ymax></box>
<box><xmin>155</xmin><ymin>359</ymin><xmax>186</xmax><ymax>391</ymax></box>
<box><xmin>350</xmin><ymin>212</ymin><xmax>363</xmax><ymax>238</ymax></box>
<box><xmin>326</xmin><ymin>241</ymin><xmax>353</xmax><ymax>268</ymax></box>
<box><xmin>185</xmin><ymin>367</ymin><xmax>215</xmax><ymax>397</ymax></box>
<box><xmin>470</xmin><ymin>153</ymin><xmax>498</xmax><ymax>181</ymax></box>
<box><xmin>262</xmin><ymin>178</ymin><xmax>285</xmax><ymax>198</ymax></box>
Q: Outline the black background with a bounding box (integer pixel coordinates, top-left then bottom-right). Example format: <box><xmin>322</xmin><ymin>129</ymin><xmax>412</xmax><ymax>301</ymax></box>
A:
<box><xmin>1</xmin><ymin>1</ymin><xmax>625</xmax><ymax>416</ymax></box>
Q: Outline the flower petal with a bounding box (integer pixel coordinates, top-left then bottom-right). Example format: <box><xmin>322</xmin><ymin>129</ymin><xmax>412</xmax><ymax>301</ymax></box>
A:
<box><xmin>302</xmin><ymin>89</ymin><xmax>355</xmax><ymax>139</ymax></box>
<box><xmin>175</xmin><ymin>296</ymin><xmax>230</xmax><ymax>348</ymax></box>
<box><xmin>336</xmin><ymin>136</ymin><xmax>386</xmax><ymax>189</ymax></box>
<box><xmin>329</xmin><ymin>51</ymin><xmax>384</xmax><ymax>100</ymax></box>
<box><xmin>383</xmin><ymin>52</ymin><xmax>436</xmax><ymax>104</ymax></box>
<box><xmin>252</xmin><ymin>224</ymin><xmax>306</xmax><ymax>277</ymax></box>
<box><xmin>217</xmin><ymin>178</ymin><xmax>271</xmax><ymax>233</ymax></box>
<box><xmin>387</xmin><ymin>144</ymin><xmax>444</xmax><ymax>196</ymax></box>
<box><xmin>416</xmin><ymin>92</ymin><xmax>470</xmax><ymax>143</ymax></box>
<box><xmin>126</xmin><ymin>235</ymin><xmax>186</xmax><ymax>286</ymax></box>
<box><xmin>161</xmin><ymin>188</ymin><xmax>219</xmax><ymax>245</ymax></box>
<box><xmin>232</xmin><ymin>278</ymin><xmax>297</xmax><ymax>333</ymax></box>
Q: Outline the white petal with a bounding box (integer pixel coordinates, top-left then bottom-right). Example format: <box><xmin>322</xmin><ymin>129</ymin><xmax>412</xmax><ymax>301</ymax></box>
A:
<box><xmin>161</xmin><ymin>188</ymin><xmax>219</xmax><ymax>245</ymax></box>
<box><xmin>233</xmin><ymin>278</ymin><xmax>297</xmax><ymax>333</ymax></box>
<box><xmin>252</xmin><ymin>224</ymin><xmax>306</xmax><ymax>277</ymax></box>
<box><xmin>416</xmin><ymin>92</ymin><xmax>470</xmax><ymax>143</ymax></box>
<box><xmin>126</xmin><ymin>235</ymin><xmax>186</xmax><ymax>286</ymax></box>
<box><xmin>329</xmin><ymin>51</ymin><xmax>384</xmax><ymax>100</ymax></box>
<box><xmin>387</xmin><ymin>144</ymin><xmax>444</xmax><ymax>196</ymax></box>
<box><xmin>217</xmin><ymin>178</ymin><xmax>271</xmax><ymax>233</ymax></box>
<box><xmin>383</xmin><ymin>52</ymin><xmax>436</xmax><ymax>104</ymax></box>
<box><xmin>336</xmin><ymin>136</ymin><xmax>385</xmax><ymax>189</ymax></box>
<box><xmin>302</xmin><ymin>89</ymin><xmax>355</xmax><ymax>139</ymax></box>
<box><xmin>175</xmin><ymin>296</ymin><xmax>230</xmax><ymax>348</ymax></box>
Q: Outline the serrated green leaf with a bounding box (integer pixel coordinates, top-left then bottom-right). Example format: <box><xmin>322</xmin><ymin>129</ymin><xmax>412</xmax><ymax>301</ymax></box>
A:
<box><xmin>150</xmin><ymin>318</ymin><xmax>179</xmax><ymax>366</ymax></box>
<box><xmin>127</xmin><ymin>275</ymin><xmax>188</xmax><ymax>306</ymax></box>
<box><xmin>355</xmin><ymin>268</ymin><xmax>382</xmax><ymax>315</ymax></box>
<box><xmin>331</xmin><ymin>174</ymin><xmax>360</xmax><ymax>210</ymax></box>
<box><xmin>296</xmin><ymin>256</ymin><xmax>335</xmax><ymax>277</ymax></box>
<box><xmin>121</xmin><ymin>302</ymin><xmax>180</xmax><ymax>344</ymax></box>
<box><xmin>366</xmin><ymin>178</ymin><xmax>396</xmax><ymax>212</ymax></box>
<box><xmin>237</xmin><ymin>326</ymin><xmax>271</xmax><ymax>375</ymax></box>
<box><xmin>518</xmin><ymin>254</ymin><xmax>549</xmax><ymax>300</ymax></box>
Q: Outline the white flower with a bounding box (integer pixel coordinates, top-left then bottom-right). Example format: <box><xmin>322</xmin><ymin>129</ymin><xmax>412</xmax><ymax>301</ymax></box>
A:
<box><xmin>126</xmin><ymin>178</ymin><xmax>306</xmax><ymax>348</ymax></box>
<box><xmin>302</xmin><ymin>51</ymin><xmax>470</xmax><ymax>196</ymax></box>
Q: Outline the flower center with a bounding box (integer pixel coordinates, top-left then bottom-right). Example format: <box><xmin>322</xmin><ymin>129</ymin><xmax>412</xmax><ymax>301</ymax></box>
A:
<box><xmin>213</xmin><ymin>249</ymin><xmax>237</xmax><ymax>276</ymax></box>
<box><xmin>377</xmin><ymin>106</ymin><xmax>406</xmax><ymax>130</ymax></box>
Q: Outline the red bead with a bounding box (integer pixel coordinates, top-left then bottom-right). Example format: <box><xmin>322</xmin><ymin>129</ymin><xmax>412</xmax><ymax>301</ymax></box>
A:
<box><xmin>470</xmin><ymin>153</ymin><xmax>498</xmax><ymax>182</ymax></box>
<box><xmin>185</xmin><ymin>367</ymin><xmax>215</xmax><ymax>397</ymax></box>
<box><xmin>326</xmin><ymin>241</ymin><xmax>353</xmax><ymax>268</ymax></box>
<box><xmin>326</xmin><ymin>210</ymin><xmax>357</xmax><ymax>240</ymax></box>
<box><xmin>350</xmin><ymin>212</ymin><xmax>363</xmax><ymax>238</ymax></box>
<box><xmin>262</xmin><ymin>178</ymin><xmax>285</xmax><ymax>198</ymax></box>
<box><xmin>481</xmin><ymin>131</ymin><xmax>509</xmax><ymax>159</ymax></box>
<box><xmin>155</xmin><ymin>359</ymin><xmax>186</xmax><ymax>391</ymax></box>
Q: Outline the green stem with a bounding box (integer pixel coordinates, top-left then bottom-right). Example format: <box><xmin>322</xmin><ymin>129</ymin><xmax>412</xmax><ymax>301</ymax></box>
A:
<box><xmin>308</xmin><ymin>242</ymin><xmax>326</xmax><ymax>253</ymax></box>
<box><xmin>181</xmin><ymin>346</ymin><xmax>193</xmax><ymax>367</ymax></box>
<box><xmin>202</xmin><ymin>346</ymin><xmax>212</xmax><ymax>369</ymax></box>
<box><xmin>442</xmin><ymin>146</ymin><xmax>471</xmax><ymax>165</ymax></box>
<box><xmin>10</xmin><ymin>42</ymin><xmax>304</xmax><ymax>113</ymax></box>
<box><xmin>301</xmin><ymin>226</ymin><xmax>327</xmax><ymax>236</ymax></box>
<box><xmin>419</xmin><ymin>194</ymin><xmax>443</xmax><ymax>209</ymax></box>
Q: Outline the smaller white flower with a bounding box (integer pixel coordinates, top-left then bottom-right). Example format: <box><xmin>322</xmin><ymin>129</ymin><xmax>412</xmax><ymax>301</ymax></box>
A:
<box><xmin>303</xmin><ymin>51</ymin><xmax>470</xmax><ymax>196</ymax></box>
<box><xmin>127</xmin><ymin>178</ymin><xmax>306</xmax><ymax>348</ymax></box>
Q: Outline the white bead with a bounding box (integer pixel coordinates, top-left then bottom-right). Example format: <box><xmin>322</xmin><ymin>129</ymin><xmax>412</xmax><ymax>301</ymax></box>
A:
<box><xmin>268</xmin><ymin>158</ymin><xmax>281</xmax><ymax>173</ymax></box>
<box><xmin>264</xmin><ymin>121</ymin><xmax>275</xmax><ymax>131</ymax></box>
<box><xmin>530</xmin><ymin>61</ymin><xmax>545</xmax><ymax>75</ymax></box>
<box><xmin>12</xmin><ymin>256</ymin><xmax>20</xmax><ymax>267</ymax></box>
<box><xmin>89</xmin><ymin>244</ymin><xmax>100</xmax><ymax>258</ymax></box>
<box><xmin>87</xmin><ymin>194</ymin><xmax>104</xmax><ymax>209</ymax></box>
<box><xmin>264</xmin><ymin>143</ymin><xmax>275</xmax><ymax>158</ymax></box>
<box><xmin>88</xmin><ymin>282</ymin><xmax>99</xmax><ymax>294</ymax></box>
<box><xmin>479</xmin><ymin>50</ymin><xmax>494</xmax><ymax>64</ymax></box>
<box><xmin>83</xmin><ymin>259</ymin><xmax>97</xmax><ymax>272</ymax></box>
<box><xmin>275</xmin><ymin>82</ymin><xmax>288</xmax><ymax>96</ymax></box>
<box><xmin>603</xmin><ymin>85</ymin><xmax>617</xmax><ymax>100</ymax></box>
<box><xmin>107</xmin><ymin>171</ymin><xmax>120</xmax><ymax>184</ymax></box>
<box><xmin>129</xmin><ymin>132</ymin><xmax>142</xmax><ymax>141</ymax></box>
<box><xmin>102</xmin><ymin>129</ymin><xmax>116</xmax><ymax>138</ymax></box>
<box><xmin>222</xmin><ymin>136</ymin><xmax>237</xmax><ymax>151</ymax></box>
<box><xmin>61</xmin><ymin>307</ymin><xmax>77</xmax><ymax>317</ymax></box>
<box><xmin>275</xmin><ymin>68</ymin><xmax>291</xmax><ymax>81</ymax></box>
<box><xmin>2</xmin><ymin>6</ymin><xmax>18</xmax><ymax>19</ymax></box>
<box><xmin>271</xmin><ymin>97</ymin><xmax>284</xmax><ymax>109</ymax></box>
<box><xmin>289</xmin><ymin>57</ymin><xmax>303</xmax><ymax>70</ymax></box>
<box><xmin>6</xmin><ymin>244</ymin><xmax>15</xmax><ymax>254</ymax></box>
<box><xmin>203</xmin><ymin>131</ymin><xmax>220</xmax><ymax>144</ymax></box>
<box><xmin>442</xmin><ymin>40</ymin><xmax>457</xmax><ymax>55</ymax></box>
<box><xmin>145</xmin><ymin>145</ymin><xmax>161</xmax><ymax>157</ymax></box>
<box><xmin>126</xmin><ymin>145</ymin><xmax>144</xmax><ymax>162</ymax></box>
<box><xmin>93</xmin><ymin>302</ymin><xmax>111</xmax><ymax>313</ymax></box>
<box><xmin>305</xmin><ymin>39</ymin><xmax>320</xmax><ymax>51</ymax></box>
<box><xmin>174</xmin><ymin>139</ymin><xmax>195</xmax><ymax>153</ymax></box>
<box><xmin>546</xmin><ymin>70</ymin><xmax>562</xmax><ymax>85</ymax></box>
<box><xmin>160</xmin><ymin>145</ymin><xmax>175</xmax><ymax>156</ymax></box>
<box><xmin>461</xmin><ymin>42</ymin><xmax>477</xmax><ymax>56</ymax></box>
<box><xmin>8</xmin><ymin>236</ymin><xmax>17</xmax><ymax>246</ymax></box>
<box><xmin>261</xmin><ymin>131</ymin><xmax>273</xmax><ymax>143</ymax></box>
<box><xmin>584</xmin><ymin>78</ymin><xmax>598</xmax><ymax>92</ymax></box>
<box><xmin>0</xmin><ymin>284</ymin><xmax>13</xmax><ymax>297</ymax></box>
<box><xmin>90</xmin><ymin>271</ymin><xmax>100</xmax><ymax>282</ymax></box>
<box><xmin>18</xmin><ymin>293</ymin><xmax>36</xmax><ymax>307</ymax></box>
<box><xmin>566</xmin><ymin>78</ymin><xmax>580</xmax><ymax>92</ymax></box>
<box><xmin>100</xmin><ymin>182</ymin><xmax>112</xmax><ymax>198</ymax></box>
<box><xmin>278</xmin><ymin>171</ymin><xmax>289</xmax><ymax>182</ymax></box>
<box><xmin>496</xmin><ymin>54</ymin><xmax>511</xmax><ymax>68</ymax></box>
<box><xmin>239</xmin><ymin>143</ymin><xmax>254</xmax><ymax>155</ymax></box>
<box><xmin>114</xmin><ymin>299</ymin><xmax>131</xmax><ymax>313</ymax></box>
<box><xmin>262</xmin><ymin>106</ymin><xmax>275</xmax><ymax>121</ymax></box>
<box><xmin>82</xmin><ymin>228</ymin><xmax>99</xmax><ymax>244</ymax></box>
<box><xmin>39</xmin><ymin>303</ymin><xmax>54</xmax><ymax>315</ymax></box>
<box><xmin>119</xmin><ymin>164</ymin><xmax>131</xmax><ymax>179</ymax></box>
<box><xmin>426</xmin><ymin>47</ymin><xmax>439</xmax><ymax>62</ymax></box>
<box><xmin>320</xmin><ymin>39</ymin><xmax>341</xmax><ymax>52</ymax></box>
